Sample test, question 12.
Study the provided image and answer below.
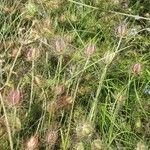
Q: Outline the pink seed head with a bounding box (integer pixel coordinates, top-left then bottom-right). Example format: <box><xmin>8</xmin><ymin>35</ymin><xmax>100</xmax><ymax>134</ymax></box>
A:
<box><xmin>85</xmin><ymin>43</ymin><xmax>96</xmax><ymax>56</ymax></box>
<box><xmin>132</xmin><ymin>63</ymin><xmax>142</xmax><ymax>75</ymax></box>
<box><xmin>7</xmin><ymin>89</ymin><xmax>22</xmax><ymax>106</ymax></box>
<box><xmin>26</xmin><ymin>135</ymin><xmax>39</xmax><ymax>150</ymax></box>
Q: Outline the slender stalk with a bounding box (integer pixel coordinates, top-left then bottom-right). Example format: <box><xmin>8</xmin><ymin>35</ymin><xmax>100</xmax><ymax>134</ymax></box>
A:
<box><xmin>0</xmin><ymin>93</ymin><xmax>13</xmax><ymax>150</ymax></box>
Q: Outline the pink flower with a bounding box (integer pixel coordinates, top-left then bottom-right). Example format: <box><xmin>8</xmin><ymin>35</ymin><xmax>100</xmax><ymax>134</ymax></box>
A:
<box><xmin>132</xmin><ymin>63</ymin><xmax>142</xmax><ymax>75</ymax></box>
<box><xmin>85</xmin><ymin>44</ymin><xmax>96</xmax><ymax>56</ymax></box>
<box><xmin>7</xmin><ymin>89</ymin><xmax>22</xmax><ymax>106</ymax></box>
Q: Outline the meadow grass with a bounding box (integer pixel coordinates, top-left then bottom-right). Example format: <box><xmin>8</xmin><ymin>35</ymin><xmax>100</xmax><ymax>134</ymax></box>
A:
<box><xmin>0</xmin><ymin>0</ymin><xmax>150</xmax><ymax>149</ymax></box>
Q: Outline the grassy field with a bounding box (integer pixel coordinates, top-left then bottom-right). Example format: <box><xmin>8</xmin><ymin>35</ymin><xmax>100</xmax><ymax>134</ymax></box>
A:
<box><xmin>0</xmin><ymin>0</ymin><xmax>150</xmax><ymax>149</ymax></box>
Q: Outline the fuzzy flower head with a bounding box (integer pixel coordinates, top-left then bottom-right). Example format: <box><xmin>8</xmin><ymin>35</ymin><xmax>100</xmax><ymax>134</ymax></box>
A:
<box><xmin>25</xmin><ymin>135</ymin><xmax>39</xmax><ymax>150</ymax></box>
<box><xmin>132</xmin><ymin>63</ymin><xmax>142</xmax><ymax>75</ymax></box>
<box><xmin>85</xmin><ymin>43</ymin><xmax>96</xmax><ymax>56</ymax></box>
<box><xmin>45</xmin><ymin>130</ymin><xmax>58</xmax><ymax>146</ymax></box>
<box><xmin>76</xmin><ymin>122</ymin><xmax>93</xmax><ymax>139</ymax></box>
<box><xmin>7</xmin><ymin>89</ymin><xmax>22</xmax><ymax>106</ymax></box>
<box><xmin>116</xmin><ymin>24</ymin><xmax>127</xmax><ymax>37</ymax></box>
<box><xmin>26</xmin><ymin>48</ymin><xmax>40</xmax><ymax>61</ymax></box>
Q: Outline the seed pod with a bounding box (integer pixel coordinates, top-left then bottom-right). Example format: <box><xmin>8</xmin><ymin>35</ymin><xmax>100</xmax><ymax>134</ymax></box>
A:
<box><xmin>25</xmin><ymin>135</ymin><xmax>39</xmax><ymax>150</ymax></box>
<box><xmin>85</xmin><ymin>43</ymin><xmax>96</xmax><ymax>56</ymax></box>
<box><xmin>45</xmin><ymin>130</ymin><xmax>58</xmax><ymax>146</ymax></box>
<box><xmin>7</xmin><ymin>89</ymin><xmax>22</xmax><ymax>106</ymax></box>
<box><xmin>132</xmin><ymin>63</ymin><xmax>141</xmax><ymax>75</ymax></box>
<box><xmin>76</xmin><ymin>122</ymin><xmax>93</xmax><ymax>139</ymax></box>
<box><xmin>116</xmin><ymin>24</ymin><xmax>127</xmax><ymax>37</ymax></box>
<box><xmin>26</xmin><ymin>48</ymin><xmax>40</xmax><ymax>61</ymax></box>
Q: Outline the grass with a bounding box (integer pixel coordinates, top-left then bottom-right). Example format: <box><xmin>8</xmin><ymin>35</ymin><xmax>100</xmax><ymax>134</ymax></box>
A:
<box><xmin>0</xmin><ymin>0</ymin><xmax>150</xmax><ymax>150</ymax></box>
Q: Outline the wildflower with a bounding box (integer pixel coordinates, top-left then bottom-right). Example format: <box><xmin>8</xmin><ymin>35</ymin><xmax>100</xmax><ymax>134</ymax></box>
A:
<box><xmin>85</xmin><ymin>43</ymin><xmax>96</xmax><ymax>56</ymax></box>
<box><xmin>26</xmin><ymin>48</ymin><xmax>40</xmax><ymax>61</ymax></box>
<box><xmin>45</xmin><ymin>130</ymin><xmax>58</xmax><ymax>146</ymax></box>
<box><xmin>132</xmin><ymin>63</ymin><xmax>141</xmax><ymax>75</ymax></box>
<box><xmin>25</xmin><ymin>135</ymin><xmax>39</xmax><ymax>150</ymax></box>
<box><xmin>116</xmin><ymin>24</ymin><xmax>127</xmax><ymax>37</ymax></box>
<box><xmin>76</xmin><ymin>122</ymin><xmax>93</xmax><ymax>139</ymax></box>
<box><xmin>7</xmin><ymin>89</ymin><xmax>22</xmax><ymax>106</ymax></box>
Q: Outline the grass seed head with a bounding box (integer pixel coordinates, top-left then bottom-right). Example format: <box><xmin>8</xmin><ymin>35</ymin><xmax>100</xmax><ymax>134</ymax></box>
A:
<box><xmin>25</xmin><ymin>135</ymin><xmax>39</xmax><ymax>150</ymax></box>
<box><xmin>85</xmin><ymin>43</ymin><xmax>96</xmax><ymax>56</ymax></box>
<box><xmin>132</xmin><ymin>63</ymin><xmax>142</xmax><ymax>75</ymax></box>
<box><xmin>7</xmin><ymin>89</ymin><xmax>22</xmax><ymax>106</ymax></box>
<box><xmin>76</xmin><ymin>122</ymin><xmax>93</xmax><ymax>139</ymax></box>
<box><xmin>55</xmin><ymin>37</ymin><xmax>66</xmax><ymax>53</ymax></box>
<box><xmin>26</xmin><ymin>48</ymin><xmax>40</xmax><ymax>61</ymax></box>
<box><xmin>45</xmin><ymin>130</ymin><xmax>58</xmax><ymax>146</ymax></box>
<box><xmin>116</xmin><ymin>24</ymin><xmax>127</xmax><ymax>37</ymax></box>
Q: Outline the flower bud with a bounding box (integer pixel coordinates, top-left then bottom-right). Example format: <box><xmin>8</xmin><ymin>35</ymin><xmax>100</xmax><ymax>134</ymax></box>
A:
<box><xmin>85</xmin><ymin>43</ymin><xmax>96</xmax><ymax>56</ymax></box>
<box><xmin>7</xmin><ymin>89</ymin><xmax>22</xmax><ymax>106</ymax></box>
<box><xmin>116</xmin><ymin>24</ymin><xmax>127</xmax><ymax>37</ymax></box>
<box><xmin>132</xmin><ymin>63</ymin><xmax>141</xmax><ymax>75</ymax></box>
<box><xmin>55</xmin><ymin>38</ymin><xmax>66</xmax><ymax>53</ymax></box>
<box><xmin>26</xmin><ymin>48</ymin><xmax>40</xmax><ymax>61</ymax></box>
<box><xmin>25</xmin><ymin>135</ymin><xmax>39</xmax><ymax>150</ymax></box>
<box><xmin>76</xmin><ymin>122</ymin><xmax>93</xmax><ymax>139</ymax></box>
<box><xmin>45</xmin><ymin>131</ymin><xmax>58</xmax><ymax>146</ymax></box>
